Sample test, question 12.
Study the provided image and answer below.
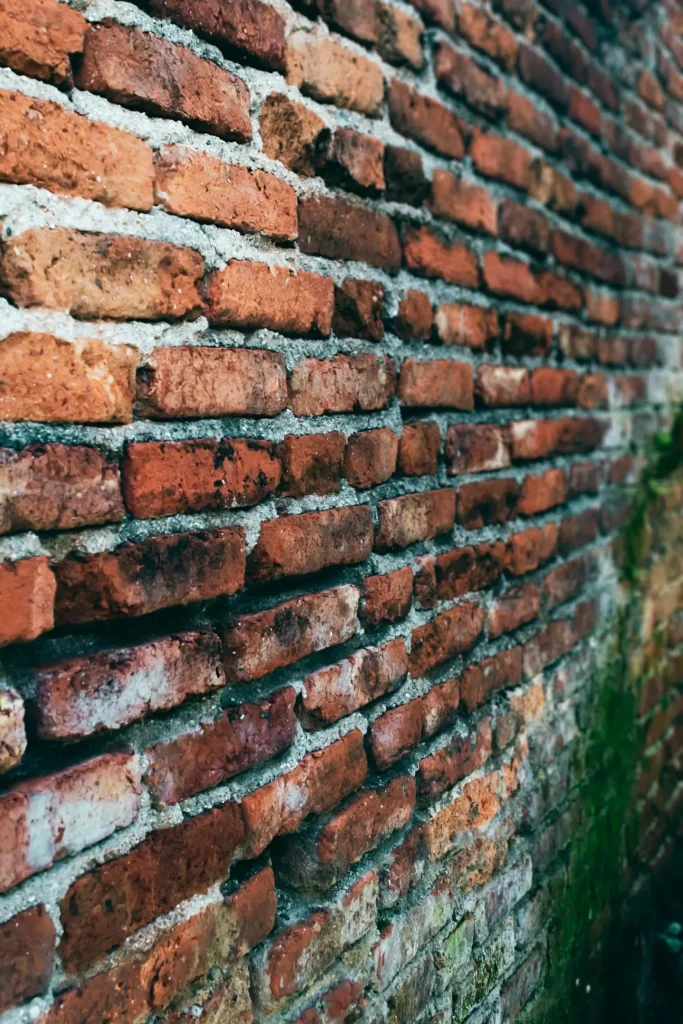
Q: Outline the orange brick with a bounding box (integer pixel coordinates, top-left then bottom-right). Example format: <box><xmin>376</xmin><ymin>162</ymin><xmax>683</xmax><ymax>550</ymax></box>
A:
<box><xmin>0</xmin><ymin>556</ymin><xmax>56</xmax><ymax>647</ymax></box>
<box><xmin>203</xmin><ymin>262</ymin><xmax>334</xmax><ymax>335</ymax></box>
<box><xmin>0</xmin><ymin>0</ymin><xmax>85</xmax><ymax>87</ymax></box>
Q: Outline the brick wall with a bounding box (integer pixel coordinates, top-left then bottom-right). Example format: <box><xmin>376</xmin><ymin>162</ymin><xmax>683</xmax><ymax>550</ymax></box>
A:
<box><xmin>0</xmin><ymin>0</ymin><xmax>681</xmax><ymax>1021</ymax></box>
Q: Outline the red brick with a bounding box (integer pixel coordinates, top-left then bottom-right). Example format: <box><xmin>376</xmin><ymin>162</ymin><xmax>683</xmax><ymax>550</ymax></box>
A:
<box><xmin>488</xmin><ymin>583</ymin><xmax>541</xmax><ymax>638</ymax></box>
<box><xmin>0</xmin><ymin>90</ymin><xmax>153</xmax><ymax>211</ymax></box>
<box><xmin>555</xmin><ymin>417</ymin><xmax>605</xmax><ymax>453</ymax></box>
<box><xmin>638</xmin><ymin>69</ymin><xmax>664</xmax><ymax>110</ymax></box>
<box><xmin>430</xmin><ymin>169</ymin><xmax>498</xmax><ymax>235</ymax></box>
<box><xmin>154</xmin><ymin>145</ymin><xmax>295</xmax><ymax>239</ymax></box>
<box><xmin>369</xmin><ymin>699</ymin><xmax>424</xmax><ymax>769</ymax></box>
<box><xmin>278</xmin><ymin>777</ymin><xmax>415</xmax><ymax>892</ymax></box>
<box><xmin>344</xmin><ymin>428</ymin><xmax>398</xmax><ymax>489</ymax></box>
<box><xmin>585</xmin><ymin>288</ymin><xmax>620</xmax><ymax>326</ymax></box>
<box><xmin>375</xmin><ymin>489</ymin><xmax>455</xmax><ymax>550</ymax></box>
<box><xmin>203</xmin><ymin>262</ymin><xmax>333</xmax><ymax>335</ymax></box>
<box><xmin>0</xmin><ymin>751</ymin><xmax>141</xmax><ymax>894</ymax></box>
<box><xmin>54</xmin><ymin>527</ymin><xmax>245</xmax><ymax>625</ymax></box>
<box><xmin>313</xmin><ymin>0</ymin><xmax>379</xmax><ymax>41</ymax></box>
<box><xmin>436</xmin><ymin>303</ymin><xmax>498</xmax><ymax>351</ymax></box>
<box><xmin>223</xmin><ymin>585</ymin><xmax>359</xmax><ymax>683</ymax></box>
<box><xmin>568</xmin><ymin>86</ymin><xmax>601</xmax><ymax>136</ymax></box>
<box><xmin>378</xmin><ymin>2</ymin><xmax>424</xmax><ymax>69</ymax></box>
<box><xmin>470</xmin><ymin>132</ymin><xmax>532</xmax><ymax>189</ymax></box>
<box><xmin>503</xmin><ymin>313</ymin><xmax>553</xmax><ymax>358</ymax></box>
<box><xmin>123</xmin><ymin>438</ymin><xmax>280</xmax><ymax>519</ymax></box>
<box><xmin>518</xmin><ymin>43</ymin><xmax>568</xmax><ymax>110</ymax></box>
<box><xmin>423</xmin><ymin>762</ymin><xmax>519</xmax><ymax>859</ymax></box>
<box><xmin>457</xmin><ymin>479</ymin><xmax>520</xmax><ymax>529</ymax></box>
<box><xmin>529</xmin><ymin>161</ymin><xmax>577</xmax><ymax>214</ymax></box>
<box><xmin>333</xmin><ymin>279</ymin><xmax>385</xmax><ymax>341</ymax></box>
<box><xmin>388</xmin><ymin>79</ymin><xmax>465</xmax><ymax>159</ymax></box>
<box><xmin>146</xmin><ymin>0</ymin><xmax>286</xmax><ymax>70</ymax></box>
<box><xmin>507</xmin><ymin>89</ymin><xmax>558</xmax><ymax>151</ymax></box>
<box><xmin>0</xmin><ymin>229</ymin><xmax>204</xmax><ymax>320</ymax></box>
<box><xmin>483</xmin><ymin>252</ymin><xmax>540</xmax><ymax>303</ymax></box>
<box><xmin>0</xmin><ymin>906</ymin><xmax>55</xmax><ymax>1015</ymax></box>
<box><xmin>384</xmin><ymin>144</ymin><xmax>430</xmax><ymax>205</ymax></box>
<box><xmin>413</xmin><ymin>555</ymin><xmax>437</xmax><ymax>609</ymax></box>
<box><xmin>445</xmin><ymin>423</ymin><xmax>510</xmax><ymax>474</ymax></box>
<box><xmin>240</xmin><ymin>731</ymin><xmax>368</xmax><ymax>857</ymax></box>
<box><xmin>417</xmin><ymin>717</ymin><xmax>492</xmax><ymax>802</ymax></box>
<box><xmin>530</xmin><ymin>368</ymin><xmax>580</xmax><ymax>406</ymax></box>
<box><xmin>476</xmin><ymin>366</ymin><xmax>531</xmax><ymax>407</ymax></box>
<box><xmin>578</xmin><ymin>373</ymin><xmax>609</xmax><ymax>410</ymax></box>
<box><xmin>290</xmin><ymin>354</ymin><xmax>397</xmax><ymax>416</ymax></box>
<box><xmin>558</xmin><ymin>508</ymin><xmax>600</xmax><ymax>555</ymax></box>
<box><xmin>517</xmin><ymin>468</ymin><xmax>567</xmax><ymax>516</ymax></box>
<box><xmin>247</xmin><ymin>506</ymin><xmax>372</xmax><ymax>582</ymax></box>
<box><xmin>421</xmin><ymin>675</ymin><xmax>462</xmax><ymax>739</ymax></box>
<box><xmin>509</xmin><ymin>419</ymin><xmax>559</xmax><ymax>460</ymax></box>
<box><xmin>402</xmin><ymin>225</ymin><xmax>480</xmax><ymax>287</ymax></box>
<box><xmin>0</xmin><ymin>556</ymin><xmax>55</xmax><ymax>647</ymax></box>
<box><xmin>559</xmin><ymin>324</ymin><xmax>597</xmax><ymax>361</ymax></box>
<box><xmin>298</xmin><ymin>195</ymin><xmax>401</xmax><ymax>272</ymax></box>
<box><xmin>399</xmin><ymin>358</ymin><xmax>474</xmax><ymax>409</ymax></box>
<box><xmin>35</xmin><ymin>631</ymin><xmax>225</xmax><ymax>742</ymax></box>
<box><xmin>0</xmin><ymin>443</ymin><xmax>123</xmax><ymax>533</ymax></box>
<box><xmin>59</xmin><ymin>800</ymin><xmax>245</xmax><ymax>971</ymax></box>
<box><xmin>259</xmin><ymin>93</ymin><xmax>326</xmax><ymax>176</ymax></box>
<box><xmin>137</xmin><ymin>347</ymin><xmax>287</xmax><ymax>418</ymax></box>
<box><xmin>498</xmin><ymin>199</ymin><xmax>551</xmax><ymax>255</ymax></box>
<box><xmin>394</xmin><ymin>290</ymin><xmax>434</xmax><ymax>341</ymax></box>
<box><xmin>299</xmin><ymin>638</ymin><xmax>408</xmax><ymax>727</ymax></box>
<box><xmin>460</xmin><ymin>648</ymin><xmax>523</xmax><ymax>712</ymax></box>
<box><xmin>360</xmin><ymin>568</ymin><xmax>413</xmax><ymax>628</ymax></box>
<box><xmin>523</xmin><ymin>619</ymin><xmax>575</xmax><ymax>679</ymax></box>
<box><xmin>316</xmin><ymin>127</ymin><xmax>385</xmax><ymax>192</ymax></box>
<box><xmin>77</xmin><ymin>21</ymin><xmax>251</xmax><ymax>140</ymax></box>
<box><xmin>433</xmin><ymin>542</ymin><xmax>506</xmax><ymax>598</ymax></box>
<box><xmin>145</xmin><ymin>687</ymin><xmax>297</xmax><ymax>806</ymax></box>
<box><xmin>0</xmin><ymin>688</ymin><xmax>25</xmax><ymax>774</ymax></box>
<box><xmin>279</xmin><ymin>432</ymin><xmax>346</xmax><ymax>497</ymax></box>
<box><xmin>409</xmin><ymin>602</ymin><xmax>485</xmax><ymax>676</ymax></box>
<box><xmin>0</xmin><ymin>332</ymin><xmax>136</xmax><ymax>426</ymax></box>
<box><xmin>543</xmin><ymin>556</ymin><xmax>588</xmax><ymax>610</ymax></box>
<box><xmin>287</xmin><ymin>28</ymin><xmax>384</xmax><ymax>116</ymax></box>
<box><xmin>435</xmin><ymin>41</ymin><xmax>507</xmax><ymax>117</ymax></box>
<box><xmin>409</xmin><ymin>0</ymin><xmax>455</xmax><ymax>30</ymax></box>
<box><xmin>458</xmin><ymin>4</ymin><xmax>518</xmax><ymax>69</ymax></box>
<box><xmin>574</xmin><ymin>597</ymin><xmax>598</xmax><ymax>639</ymax></box>
<box><xmin>399</xmin><ymin>421</ymin><xmax>441</xmax><ymax>475</ymax></box>
<box><xmin>569</xmin><ymin>460</ymin><xmax>600</xmax><ymax>496</ymax></box>
<box><xmin>505</xmin><ymin>525</ymin><xmax>558</xmax><ymax>575</ymax></box>
<box><xmin>0</xmin><ymin>0</ymin><xmax>85</xmax><ymax>87</ymax></box>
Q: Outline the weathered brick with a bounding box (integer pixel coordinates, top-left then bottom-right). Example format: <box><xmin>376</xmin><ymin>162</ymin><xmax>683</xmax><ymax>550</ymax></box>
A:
<box><xmin>0</xmin><ymin>556</ymin><xmax>55</xmax><ymax>647</ymax></box>
<box><xmin>54</xmin><ymin>527</ymin><xmax>245</xmax><ymax>624</ymax></box>
<box><xmin>518</xmin><ymin>43</ymin><xmax>568</xmax><ymax>110</ymax></box>
<box><xmin>278</xmin><ymin>778</ymin><xmax>415</xmax><ymax>892</ymax></box>
<box><xmin>470</xmin><ymin>132</ymin><xmax>532</xmax><ymax>190</ymax></box>
<box><xmin>399</xmin><ymin>358</ymin><xmax>474</xmax><ymax>409</ymax></box>
<box><xmin>544</xmin><ymin>556</ymin><xmax>589</xmax><ymax>610</ymax></box>
<box><xmin>0</xmin><ymin>751</ymin><xmax>141</xmax><ymax>894</ymax></box>
<box><xmin>503</xmin><ymin>313</ymin><xmax>553</xmax><ymax>357</ymax></box>
<box><xmin>300</xmin><ymin>638</ymin><xmax>408</xmax><ymax>728</ymax></box>
<box><xmin>430</xmin><ymin>169</ymin><xmax>498</xmax><ymax>235</ymax></box>
<box><xmin>523</xmin><ymin>619</ymin><xmax>575</xmax><ymax>678</ymax></box>
<box><xmin>435</xmin><ymin>302</ymin><xmax>499</xmax><ymax>349</ymax></box>
<box><xmin>203</xmin><ymin>261</ymin><xmax>333</xmax><ymax>335</ymax></box>
<box><xmin>59</xmin><ymin>800</ymin><xmax>245</xmax><ymax>971</ymax></box>
<box><xmin>417</xmin><ymin>718</ymin><xmax>492</xmax><ymax>802</ymax></box>
<box><xmin>241</xmin><ymin>730</ymin><xmax>368</xmax><ymax>857</ymax></box>
<box><xmin>394</xmin><ymin>289</ymin><xmax>434</xmax><ymax>341</ymax></box>
<box><xmin>421</xmin><ymin>675</ymin><xmax>463</xmax><ymax>739</ymax></box>
<box><xmin>260</xmin><ymin>93</ymin><xmax>325</xmax><ymax>176</ymax></box>
<box><xmin>77</xmin><ymin>21</ymin><xmax>251</xmax><ymax>140</ymax></box>
<box><xmin>123</xmin><ymin>438</ymin><xmax>279</xmax><ymax>519</ymax></box>
<box><xmin>476</xmin><ymin>365</ymin><xmax>531</xmax><ymax>407</ymax></box>
<box><xmin>434</xmin><ymin>542</ymin><xmax>505</xmax><ymax>599</ymax></box>
<box><xmin>498</xmin><ymin>199</ymin><xmax>550</xmax><ymax>254</ymax></box>
<box><xmin>344</xmin><ymin>428</ymin><xmax>398</xmax><ymax>489</ymax></box>
<box><xmin>399</xmin><ymin>421</ymin><xmax>441</xmax><ymax>476</ymax></box>
<box><xmin>459</xmin><ymin>3</ymin><xmax>518</xmax><ymax>69</ymax></box>
<box><xmin>0</xmin><ymin>0</ymin><xmax>85</xmax><ymax>87</ymax></box>
<box><xmin>299</xmin><ymin>195</ymin><xmax>401</xmax><ymax>271</ymax></box>
<box><xmin>410</xmin><ymin>602</ymin><xmax>485</xmax><ymax>676</ymax></box>
<box><xmin>424</xmin><ymin>761</ymin><xmax>519</xmax><ymax>859</ymax></box>
<box><xmin>388</xmin><ymin>79</ymin><xmax>465</xmax><ymax>158</ymax></box>
<box><xmin>483</xmin><ymin>252</ymin><xmax>540</xmax><ymax>303</ymax></box>
<box><xmin>0</xmin><ymin>443</ymin><xmax>123</xmax><ymax>532</ymax></box>
<box><xmin>378</xmin><ymin>2</ymin><xmax>424</xmax><ymax>69</ymax></box>
<box><xmin>361</xmin><ymin>568</ymin><xmax>413</xmax><ymax>628</ymax></box>
<box><xmin>279</xmin><ymin>432</ymin><xmax>346</xmax><ymax>497</ymax></box>
<box><xmin>505</xmin><ymin>525</ymin><xmax>558</xmax><ymax>575</ymax></box>
<box><xmin>247</xmin><ymin>506</ymin><xmax>372</xmax><ymax>581</ymax></box>
<box><xmin>137</xmin><ymin>347</ymin><xmax>287</xmax><ymax>418</ymax></box>
<box><xmin>445</xmin><ymin>423</ymin><xmax>510</xmax><ymax>473</ymax></box>
<box><xmin>402</xmin><ymin>225</ymin><xmax>480</xmax><ymax>287</ymax></box>
<box><xmin>435</xmin><ymin>41</ymin><xmax>507</xmax><ymax>117</ymax></box>
<box><xmin>35</xmin><ymin>631</ymin><xmax>226</xmax><ymax>742</ymax></box>
<box><xmin>384</xmin><ymin>144</ymin><xmax>430</xmax><ymax>205</ymax></box>
<box><xmin>507</xmin><ymin>89</ymin><xmax>559</xmax><ymax>151</ymax></box>
<box><xmin>517</xmin><ymin>468</ymin><xmax>567</xmax><ymax>515</ymax></box>
<box><xmin>488</xmin><ymin>583</ymin><xmax>541</xmax><ymax>638</ymax></box>
<box><xmin>145</xmin><ymin>687</ymin><xmax>297</xmax><ymax>805</ymax></box>
<box><xmin>223</xmin><ymin>585</ymin><xmax>359</xmax><ymax>683</ymax></box>
<box><xmin>0</xmin><ymin>229</ymin><xmax>204</xmax><ymax>320</ymax></box>
<box><xmin>558</xmin><ymin>508</ymin><xmax>600</xmax><ymax>555</ymax></box>
<box><xmin>154</xmin><ymin>145</ymin><xmax>296</xmax><ymax>239</ymax></box>
<box><xmin>457</xmin><ymin>478</ymin><xmax>520</xmax><ymax>529</ymax></box>
<box><xmin>0</xmin><ymin>90</ymin><xmax>153</xmax><ymax>210</ymax></box>
<box><xmin>509</xmin><ymin>419</ymin><xmax>559</xmax><ymax>460</ymax></box>
<box><xmin>289</xmin><ymin>354</ymin><xmax>396</xmax><ymax>416</ymax></box>
<box><xmin>287</xmin><ymin>27</ymin><xmax>384</xmax><ymax>115</ymax></box>
<box><xmin>317</xmin><ymin>127</ymin><xmax>385</xmax><ymax>193</ymax></box>
<box><xmin>333</xmin><ymin>278</ymin><xmax>385</xmax><ymax>341</ymax></box>
<box><xmin>0</xmin><ymin>906</ymin><xmax>55</xmax><ymax>1015</ymax></box>
<box><xmin>369</xmin><ymin>698</ymin><xmax>425</xmax><ymax>769</ymax></box>
<box><xmin>0</xmin><ymin>688</ymin><xmax>25</xmax><ymax>774</ymax></box>
<box><xmin>375</xmin><ymin>489</ymin><xmax>455</xmax><ymax>550</ymax></box>
<box><xmin>146</xmin><ymin>0</ymin><xmax>286</xmax><ymax>69</ymax></box>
